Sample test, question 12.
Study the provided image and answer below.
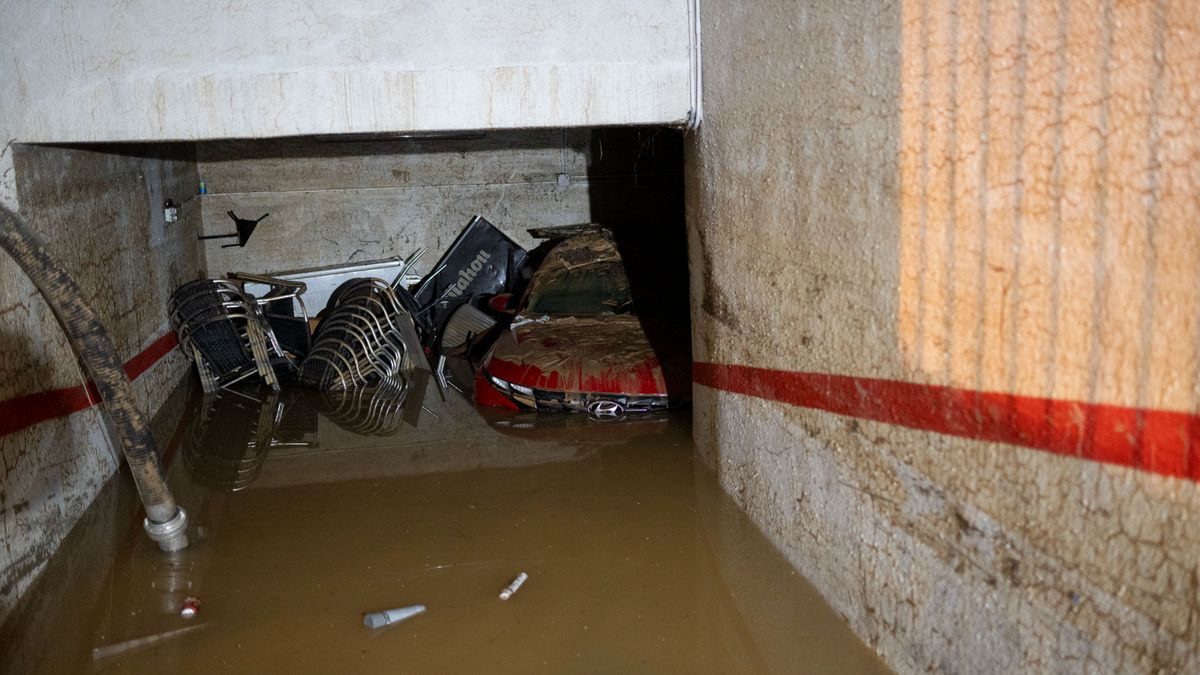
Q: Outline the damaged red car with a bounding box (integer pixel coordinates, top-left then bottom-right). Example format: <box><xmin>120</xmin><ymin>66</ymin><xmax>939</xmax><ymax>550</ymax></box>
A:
<box><xmin>475</xmin><ymin>230</ymin><xmax>683</xmax><ymax>417</ymax></box>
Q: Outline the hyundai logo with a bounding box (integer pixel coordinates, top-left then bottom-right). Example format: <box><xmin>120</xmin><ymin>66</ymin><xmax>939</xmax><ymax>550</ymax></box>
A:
<box><xmin>586</xmin><ymin>399</ymin><xmax>626</xmax><ymax>420</ymax></box>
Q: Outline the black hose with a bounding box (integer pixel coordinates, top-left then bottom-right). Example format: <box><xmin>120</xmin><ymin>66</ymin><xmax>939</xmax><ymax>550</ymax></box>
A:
<box><xmin>0</xmin><ymin>205</ymin><xmax>187</xmax><ymax>549</ymax></box>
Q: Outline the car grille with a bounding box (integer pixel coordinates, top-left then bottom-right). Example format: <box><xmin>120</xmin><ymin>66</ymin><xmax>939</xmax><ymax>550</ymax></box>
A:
<box><xmin>529</xmin><ymin>389</ymin><xmax>670</xmax><ymax>414</ymax></box>
<box><xmin>484</xmin><ymin>369</ymin><xmax>671</xmax><ymax>415</ymax></box>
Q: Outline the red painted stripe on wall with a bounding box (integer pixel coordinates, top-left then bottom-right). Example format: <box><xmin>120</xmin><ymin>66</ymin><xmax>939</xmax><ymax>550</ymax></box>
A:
<box><xmin>694</xmin><ymin>362</ymin><xmax>1200</xmax><ymax>482</ymax></box>
<box><xmin>0</xmin><ymin>332</ymin><xmax>178</xmax><ymax>438</ymax></box>
<box><xmin>123</xmin><ymin>332</ymin><xmax>178</xmax><ymax>381</ymax></box>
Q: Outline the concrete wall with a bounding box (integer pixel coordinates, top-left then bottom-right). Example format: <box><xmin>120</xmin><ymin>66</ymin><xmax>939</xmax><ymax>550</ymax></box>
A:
<box><xmin>687</xmin><ymin>0</ymin><xmax>1199</xmax><ymax>673</ymax></box>
<box><xmin>0</xmin><ymin>143</ymin><xmax>205</xmax><ymax>623</ymax></box>
<box><xmin>0</xmin><ymin>375</ymin><xmax>192</xmax><ymax>675</ymax></box>
<box><xmin>197</xmin><ymin>128</ymin><xmax>684</xmax><ymax>280</ymax></box>
<box><xmin>0</xmin><ymin>1</ymin><xmax>692</xmax><ymax>144</ymax></box>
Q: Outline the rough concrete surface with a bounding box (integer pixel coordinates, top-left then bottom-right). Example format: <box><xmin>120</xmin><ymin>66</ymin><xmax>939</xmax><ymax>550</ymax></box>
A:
<box><xmin>687</xmin><ymin>0</ymin><xmax>1199</xmax><ymax>672</ymax></box>
<box><xmin>0</xmin><ymin>1</ymin><xmax>691</xmax><ymax>143</ymax></box>
<box><xmin>198</xmin><ymin>129</ymin><xmax>682</xmax><ymax>280</ymax></box>
<box><xmin>0</xmin><ymin>143</ymin><xmax>205</xmax><ymax>624</ymax></box>
<box><xmin>0</xmin><ymin>138</ymin><xmax>16</xmax><ymax>211</ymax></box>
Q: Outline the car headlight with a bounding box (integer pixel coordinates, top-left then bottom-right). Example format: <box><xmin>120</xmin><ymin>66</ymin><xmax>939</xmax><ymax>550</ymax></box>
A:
<box><xmin>510</xmin><ymin>383</ymin><xmax>534</xmax><ymax>396</ymax></box>
<box><xmin>488</xmin><ymin>374</ymin><xmax>510</xmax><ymax>391</ymax></box>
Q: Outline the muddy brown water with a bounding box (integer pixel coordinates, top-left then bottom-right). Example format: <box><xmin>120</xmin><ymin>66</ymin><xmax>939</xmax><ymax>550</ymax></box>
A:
<box><xmin>1</xmin><ymin>380</ymin><xmax>890</xmax><ymax>674</ymax></box>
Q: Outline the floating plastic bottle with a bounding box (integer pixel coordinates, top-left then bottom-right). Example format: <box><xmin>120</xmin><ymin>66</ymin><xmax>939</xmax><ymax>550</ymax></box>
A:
<box><xmin>363</xmin><ymin>604</ymin><xmax>426</xmax><ymax>629</ymax></box>
<box><xmin>499</xmin><ymin>572</ymin><xmax>528</xmax><ymax>601</ymax></box>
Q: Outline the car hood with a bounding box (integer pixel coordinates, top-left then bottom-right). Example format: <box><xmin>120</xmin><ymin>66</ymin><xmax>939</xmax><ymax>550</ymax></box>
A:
<box><xmin>485</xmin><ymin>314</ymin><xmax>668</xmax><ymax>396</ymax></box>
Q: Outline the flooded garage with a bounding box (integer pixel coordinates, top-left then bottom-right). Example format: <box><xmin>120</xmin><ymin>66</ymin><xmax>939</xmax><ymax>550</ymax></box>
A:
<box><xmin>3</xmin><ymin>1</ymin><xmax>1199</xmax><ymax>673</ymax></box>
<box><xmin>0</xmin><ymin>120</ymin><xmax>889</xmax><ymax>672</ymax></box>
<box><xmin>1</xmin><ymin>378</ymin><xmax>888</xmax><ymax>673</ymax></box>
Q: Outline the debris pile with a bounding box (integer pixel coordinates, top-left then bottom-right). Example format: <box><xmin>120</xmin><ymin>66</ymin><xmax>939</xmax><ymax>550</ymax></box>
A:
<box><xmin>173</xmin><ymin>215</ymin><xmax>531</xmax><ymax>399</ymax></box>
<box><xmin>178</xmin><ymin>214</ymin><xmax>679</xmax><ymax>424</ymax></box>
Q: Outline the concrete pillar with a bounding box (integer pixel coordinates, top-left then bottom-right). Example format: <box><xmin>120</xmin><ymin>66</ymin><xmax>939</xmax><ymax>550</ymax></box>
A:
<box><xmin>687</xmin><ymin>0</ymin><xmax>1200</xmax><ymax>672</ymax></box>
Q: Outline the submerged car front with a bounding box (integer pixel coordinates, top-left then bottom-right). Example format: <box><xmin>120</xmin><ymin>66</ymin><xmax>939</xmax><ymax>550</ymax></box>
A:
<box><xmin>475</xmin><ymin>232</ymin><xmax>671</xmax><ymax>416</ymax></box>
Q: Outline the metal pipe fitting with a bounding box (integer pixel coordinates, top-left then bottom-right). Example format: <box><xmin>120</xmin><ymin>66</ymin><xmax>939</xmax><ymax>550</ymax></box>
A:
<box><xmin>144</xmin><ymin>507</ymin><xmax>189</xmax><ymax>552</ymax></box>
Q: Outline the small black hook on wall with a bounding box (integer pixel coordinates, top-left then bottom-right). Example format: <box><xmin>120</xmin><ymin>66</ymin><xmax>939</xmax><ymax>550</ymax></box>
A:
<box><xmin>198</xmin><ymin>211</ymin><xmax>270</xmax><ymax>248</ymax></box>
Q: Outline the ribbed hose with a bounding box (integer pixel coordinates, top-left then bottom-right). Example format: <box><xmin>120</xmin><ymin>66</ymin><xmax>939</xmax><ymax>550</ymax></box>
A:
<box><xmin>0</xmin><ymin>205</ymin><xmax>188</xmax><ymax>551</ymax></box>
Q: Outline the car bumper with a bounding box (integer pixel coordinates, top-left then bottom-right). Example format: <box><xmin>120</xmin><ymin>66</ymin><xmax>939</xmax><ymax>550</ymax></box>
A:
<box><xmin>475</xmin><ymin>369</ymin><xmax>670</xmax><ymax>415</ymax></box>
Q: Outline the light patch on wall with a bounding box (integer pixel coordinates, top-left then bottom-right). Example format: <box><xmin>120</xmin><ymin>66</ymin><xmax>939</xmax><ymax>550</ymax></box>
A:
<box><xmin>897</xmin><ymin>0</ymin><xmax>1200</xmax><ymax>412</ymax></box>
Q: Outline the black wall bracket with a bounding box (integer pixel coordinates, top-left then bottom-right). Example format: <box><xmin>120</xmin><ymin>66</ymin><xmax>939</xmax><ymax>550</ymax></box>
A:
<box><xmin>198</xmin><ymin>211</ymin><xmax>269</xmax><ymax>248</ymax></box>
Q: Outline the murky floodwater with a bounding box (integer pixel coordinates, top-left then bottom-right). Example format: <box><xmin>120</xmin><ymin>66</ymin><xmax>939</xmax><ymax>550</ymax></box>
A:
<box><xmin>1</xmin><ymin>376</ymin><xmax>890</xmax><ymax>674</ymax></box>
